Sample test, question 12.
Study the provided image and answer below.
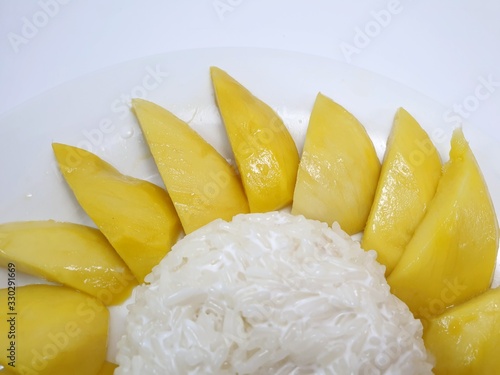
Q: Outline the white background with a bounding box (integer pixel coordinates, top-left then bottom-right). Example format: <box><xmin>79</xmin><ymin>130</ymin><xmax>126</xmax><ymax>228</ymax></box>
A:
<box><xmin>1</xmin><ymin>0</ymin><xmax>500</xmax><ymax>140</ymax></box>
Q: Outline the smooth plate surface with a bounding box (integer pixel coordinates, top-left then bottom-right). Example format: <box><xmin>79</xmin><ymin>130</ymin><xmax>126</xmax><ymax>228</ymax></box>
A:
<box><xmin>1</xmin><ymin>47</ymin><xmax>499</xmax><ymax>361</ymax></box>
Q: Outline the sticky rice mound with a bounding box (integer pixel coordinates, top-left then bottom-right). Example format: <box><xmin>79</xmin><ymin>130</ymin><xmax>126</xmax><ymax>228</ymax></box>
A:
<box><xmin>116</xmin><ymin>212</ymin><xmax>432</xmax><ymax>374</ymax></box>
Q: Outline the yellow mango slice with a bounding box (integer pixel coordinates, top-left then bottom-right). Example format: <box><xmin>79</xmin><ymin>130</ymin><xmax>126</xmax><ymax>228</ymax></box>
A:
<box><xmin>97</xmin><ymin>361</ymin><xmax>117</xmax><ymax>374</ymax></box>
<box><xmin>0</xmin><ymin>284</ymin><xmax>108</xmax><ymax>375</ymax></box>
<box><xmin>0</xmin><ymin>221</ymin><xmax>136</xmax><ymax>305</ymax></box>
<box><xmin>362</xmin><ymin>108</ymin><xmax>442</xmax><ymax>274</ymax></box>
<box><xmin>291</xmin><ymin>93</ymin><xmax>381</xmax><ymax>234</ymax></box>
<box><xmin>53</xmin><ymin>143</ymin><xmax>182</xmax><ymax>283</ymax></box>
<box><xmin>132</xmin><ymin>99</ymin><xmax>249</xmax><ymax>234</ymax></box>
<box><xmin>210</xmin><ymin>66</ymin><xmax>299</xmax><ymax>212</ymax></box>
<box><xmin>423</xmin><ymin>287</ymin><xmax>500</xmax><ymax>374</ymax></box>
<box><xmin>387</xmin><ymin>128</ymin><xmax>499</xmax><ymax>319</ymax></box>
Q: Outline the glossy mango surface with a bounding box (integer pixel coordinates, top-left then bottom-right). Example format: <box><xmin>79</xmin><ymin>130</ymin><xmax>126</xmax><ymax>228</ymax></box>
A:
<box><xmin>292</xmin><ymin>93</ymin><xmax>380</xmax><ymax>234</ymax></box>
<box><xmin>53</xmin><ymin>143</ymin><xmax>182</xmax><ymax>283</ymax></box>
<box><xmin>423</xmin><ymin>287</ymin><xmax>500</xmax><ymax>374</ymax></box>
<box><xmin>132</xmin><ymin>99</ymin><xmax>249</xmax><ymax>234</ymax></box>
<box><xmin>211</xmin><ymin>66</ymin><xmax>299</xmax><ymax>212</ymax></box>
<box><xmin>0</xmin><ymin>285</ymin><xmax>108</xmax><ymax>375</ymax></box>
<box><xmin>388</xmin><ymin>128</ymin><xmax>499</xmax><ymax>319</ymax></box>
<box><xmin>362</xmin><ymin>108</ymin><xmax>441</xmax><ymax>274</ymax></box>
<box><xmin>0</xmin><ymin>221</ymin><xmax>136</xmax><ymax>305</ymax></box>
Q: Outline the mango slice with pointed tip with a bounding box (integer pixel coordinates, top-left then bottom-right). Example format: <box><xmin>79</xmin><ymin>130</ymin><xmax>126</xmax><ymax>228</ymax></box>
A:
<box><xmin>0</xmin><ymin>221</ymin><xmax>136</xmax><ymax>305</ymax></box>
<box><xmin>291</xmin><ymin>93</ymin><xmax>381</xmax><ymax>234</ymax></box>
<box><xmin>98</xmin><ymin>362</ymin><xmax>118</xmax><ymax>375</ymax></box>
<box><xmin>387</xmin><ymin>128</ymin><xmax>499</xmax><ymax>319</ymax></box>
<box><xmin>423</xmin><ymin>287</ymin><xmax>500</xmax><ymax>374</ymax></box>
<box><xmin>132</xmin><ymin>99</ymin><xmax>249</xmax><ymax>234</ymax></box>
<box><xmin>0</xmin><ymin>284</ymin><xmax>108</xmax><ymax>375</ymax></box>
<box><xmin>53</xmin><ymin>143</ymin><xmax>182</xmax><ymax>283</ymax></box>
<box><xmin>210</xmin><ymin>66</ymin><xmax>299</xmax><ymax>212</ymax></box>
<box><xmin>362</xmin><ymin>108</ymin><xmax>442</xmax><ymax>274</ymax></box>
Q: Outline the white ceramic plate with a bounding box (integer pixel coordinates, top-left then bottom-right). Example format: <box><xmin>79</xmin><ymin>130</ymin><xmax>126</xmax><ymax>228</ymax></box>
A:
<box><xmin>1</xmin><ymin>47</ymin><xmax>499</xmax><ymax>362</ymax></box>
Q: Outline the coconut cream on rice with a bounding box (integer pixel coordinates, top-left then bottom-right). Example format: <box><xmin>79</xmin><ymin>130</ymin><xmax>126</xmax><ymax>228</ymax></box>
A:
<box><xmin>116</xmin><ymin>212</ymin><xmax>432</xmax><ymax>374</ymax></box>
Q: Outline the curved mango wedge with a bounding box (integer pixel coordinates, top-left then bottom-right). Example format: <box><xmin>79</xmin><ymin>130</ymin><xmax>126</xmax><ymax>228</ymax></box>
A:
<box><xmin>0</xmin><ymin>221</ymin><xmax>136</xmax><ymax>305</ymax></box>
<box><xmin>210</xmin><ymin>66</ymin><xmax>299</xmax><ymax>212</ymax></box>
<box><xmin>132</xmin><ymin>99</ymin><xmax>249</xmax><ymax>234</ymax></box>
<box><xmin>53</xmin><ymin>143</ymin><xmax>182</xmax><ymax>283</ymax></box>
<box><xmin>0</xmin><ymin>285</ymin><xmax>108</xmax><ymax>375</ymax></box>
<box><xmin>292</xmin><ymin>93</ymin><xmax>381</xmax><ymax>234</ymax></box>
<box><xmin>423</xmin><ymin>287</ymin><xmax>500</xmax><ymax>374</ymax></box>
<box><xmin>387</xmin><ymin>128</ymin><xmax>499</xmax><ymax>319</ymax></box>
<box><xmin>362</xmin><ymin>108</ymin><xmax>442</xmax><ymax>274</ymax></box>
